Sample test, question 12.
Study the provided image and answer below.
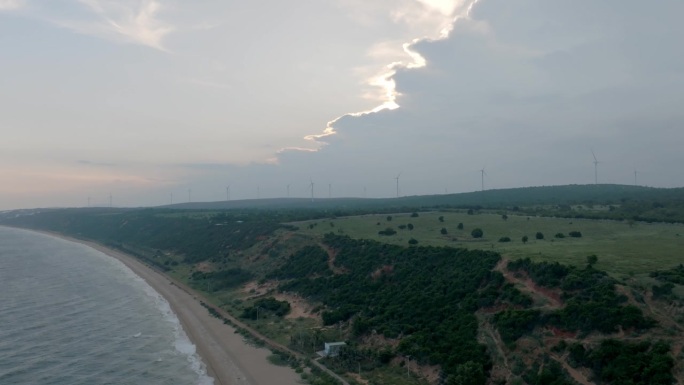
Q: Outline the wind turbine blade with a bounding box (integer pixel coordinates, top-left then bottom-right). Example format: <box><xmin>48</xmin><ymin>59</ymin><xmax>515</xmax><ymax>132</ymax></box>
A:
<box><xmin>591</xmin><ymin>149</ymin><xmax>598</xmax><ymax>162</ymax></box>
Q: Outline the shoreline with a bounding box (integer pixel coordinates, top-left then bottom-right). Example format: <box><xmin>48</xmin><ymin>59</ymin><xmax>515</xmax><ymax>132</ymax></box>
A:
<box><xmin>26</xmin><ymin>229</ymin><xmax>302</xmax><ymax>385</ymax></box>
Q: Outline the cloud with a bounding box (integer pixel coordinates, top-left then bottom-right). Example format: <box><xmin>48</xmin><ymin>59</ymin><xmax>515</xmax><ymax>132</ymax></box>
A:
<box><xmin>63</xmin><ymin>0</ymin><xmax>173</xmax><ymax>50</ymax></box>
<box><xmin>274</xmin><ymin>0</ymin><xmax>684</xmax><ymax>194</ymax></box>
<box><xmin>0</xmin><ymin>0</ymin><xmax>25</xmax><ymax>11</ymax></box>
<box><xmin>5</xmin><ymin>0</ymin><xmax>174</xmax><ymax>50</ymax></box>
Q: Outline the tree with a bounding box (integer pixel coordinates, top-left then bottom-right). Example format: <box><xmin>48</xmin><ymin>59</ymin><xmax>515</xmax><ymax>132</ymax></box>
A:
<box><xmin>535</xmin><ymin>232</ymin><xmax>544</xmax><ymax>240</ymax></box>
<box><xmin>498</xmin><ymin>236</ymin><xmax>511</xmax><ymax>242</ymax></box>
<box><xmin>569</xmin><ymin>231</ymin><xmax>582</xmax><ymax>238</ymax></box>
<box><xmin>408</xmin><ymin>238</ymin><xmax>418</xmax><ymax>245</ymax></box>
<box><xmin>439</xmin><ymin>216</ymin><xmax>445</xmax><ymax>222</ymax></box>
<box><xmin>440</xmin><ymin>228</ymin><xmax>448</xmax><ymax>235</ymax></box>
<box><xmin>586</xmin><ymin>254</ymin><xmax>598</xmax><ymax>266</ymax></box>
<box><xmin>502</xmin><ymin>214</ymin><xmax>508</xmax><ymax>221</ymax></box>
<box><xmin>407</xmin><ymin>223</ymin><xmax>414</xmax><ymax>231</ymax></box>
<box><xmin>554</xmin><ymin>233</ymin><xmax>565</xmax><ymax>238</ymax></box>
<box><xmin>386</xmin><ymin>215</ymin><xmax>392</xmax><ymax>222</ymax></box>
<box><xmin>457</xmin><ymin>223</ymin><xmax>464</xmax><ymax>230</ymax></box>
<box><xmin>471</xmin><ymin>228</ymin><xmax>483</xmax><ymax>238</ymax></box>
<box><xmin>522</xmin><ymin>235</ymin><xmax>529</xmax><ymax>244</ymax></box>
<box><xmin>467</xmin><ymin>209</ymin><xmax>474</xmax><ymax>215</ymax></box>
<box><xmin>411</xmin><ymin>212</ymin><xmax>419</xmax><ymax>217</ymax></box>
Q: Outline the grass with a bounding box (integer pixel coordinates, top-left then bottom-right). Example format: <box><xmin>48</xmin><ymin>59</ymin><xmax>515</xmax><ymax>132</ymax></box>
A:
<box><xmin>292</xmin><ymin>211</ymin><xmax>684</xmax><ymax>277</ymax></box>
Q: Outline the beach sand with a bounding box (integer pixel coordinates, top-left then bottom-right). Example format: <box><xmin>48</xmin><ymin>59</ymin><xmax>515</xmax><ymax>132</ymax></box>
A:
<box><xmin>44</xmin><ymin>233</ymin><xmax>302</xmax><ymax>385</ymax></box>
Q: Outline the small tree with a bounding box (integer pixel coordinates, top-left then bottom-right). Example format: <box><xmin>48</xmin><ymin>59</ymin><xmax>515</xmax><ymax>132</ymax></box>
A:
<box><xmin>502</xmin><ymin>214</ymin><xmax>508</xmax><ymax>221</ymax></box>
<box><xmin>535</xmin><ymin>232</ymin><xmax>544</xmax><ymax>240</ymax></box>
<box><xmin>554</xmin><ymin>233</ymin><xmax>565</xmax><ymax>239</ymax></box>
<box><xmin>467</xmin><ymin>209</ymin><xmax>474</xmax><ymax>215</ymax></box>
<box><xmin>407</xmin><ymin>223</ymin><xmax>414</xmax><ymax>231</ymax></box>
<box><xmin>569</xmin><ymin>231</ymin><xmax>582</xmax><ymax>238</ymax></box>
<box><xmin>498</xmin><ymin>236</ymin><xmax>511</xmax><ymax>243</ymax></box>
<box><xmin>408</xmin><ymin>238</ymin><xmax>418</xmax><ymax>245</ymax></box>
<box><xmin>410</xmin><ymin>212</ymin><xmax>419</xmax><ymax>217</ymax></box>
<box><xmin>386</xmin><ymin>215</ymin><xmax>392</xmax><ymax>222</ymax></box>
<box><xmin>522</xmin><ymin>235</ymin><xmax>529</xmax><ymax>244</ymax></box>
<box><xmin>438</xmin><ymin>216</ymin><xmax>444</xmax><ymax>222</ymax></box>
<box><xmin>457</xmin><ymin>223</ymin><xmax>464</xmax><ymax>230</ymax></box>
<box><xmin>440</xmin><ymin>228</ymin><xmax>448</xmax><ymax>235</ymax></box>
<box><xmin>586</xmin><ymin>254</ymin><xmax>598</xmax><ymax>267</ymax></box>
<box><xmin>471</xmin><ymin>228</ymin><xmax>483</xmax><ymax>238</ymax></box>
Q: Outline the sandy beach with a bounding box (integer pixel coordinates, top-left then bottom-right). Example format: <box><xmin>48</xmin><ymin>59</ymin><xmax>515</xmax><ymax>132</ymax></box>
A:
<box><xmin>41</xmin><ymin>232</ymin><xmax>302</xmax><ymax>385</ymax></box>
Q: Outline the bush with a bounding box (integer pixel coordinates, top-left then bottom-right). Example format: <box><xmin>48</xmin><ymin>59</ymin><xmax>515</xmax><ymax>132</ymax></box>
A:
<box><xmin>438</xmin><ymin>216</ymin><xmax>444</xmax><ymax>222</ymax></box>
<box><xmin>569</xmin><ymin>231</ymin><xmax>582</xmax><ymax>238</ymax></box>
<box><xmin>457</xmin><ymin>223</ymin><xmax>464</xmax><ymax>230</ymax></box>
<box><xmin>408</xmin><ymin>238</ymin><xmax>418</xmax><ymax>245</ymax></box>
<box><xmin>554</xmin><ymin>233</ymin><xmax>565</xmax><ymax>239</ymax></box>
<box><xmin>440</xmin><ymin>228</ymin><xmax>448</xmax><ymax>235</ymax></box>
<box><xmin>498</xmin><ymin>236</ymin><xmax>511</xmax><ymax>243</ymax></box>
<box><xmin>386</xmin><ymin>216</ymin><xmax>392</xmax><ymax>221</ymax></box>
<box><xmin>522</xmin><ymin>235</ymin><xmax>529</xmax><ymax>244</ymax></box>
<box><xmin>535</xmin><ymin>232</ymin><xmax>544</xmax><ymax>240</ymax></box>
<box><xmin>471</xmin><ymin>228</ymin><xmax>484</xmax><ymax>238</ymax></box>
<box><xmin>378</xmin><ymin>227</ymin><xmax>397</xmax><ymax>236</ymax></box>
<box><xmin>410</xmin><ymin>212</ymin><xmax>419</xmax><ymax>217</ymax></box>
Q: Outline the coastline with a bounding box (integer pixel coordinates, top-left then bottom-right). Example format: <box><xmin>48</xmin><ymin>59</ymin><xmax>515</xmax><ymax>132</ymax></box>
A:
<box><xmin>30</xmin><ymin>229</ymin><xmax>302</xmax><ymax>385</ymax></box>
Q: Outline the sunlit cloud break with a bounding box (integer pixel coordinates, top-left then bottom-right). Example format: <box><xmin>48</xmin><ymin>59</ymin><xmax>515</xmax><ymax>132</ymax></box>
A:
<box><xmin>298</xmin><ymin>0</ymin><xmax>479</xmax><ymax>150</ymax></box>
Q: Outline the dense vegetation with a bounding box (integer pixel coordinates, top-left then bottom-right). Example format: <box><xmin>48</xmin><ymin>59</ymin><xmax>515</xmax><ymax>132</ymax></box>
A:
<box><xmin>507</xmin><ymin>258</ymin><xmax>655</xmax><ymax>334</ymax></box>
<box><xmin>567</xmin><ymin>340</ymin><xmax>675</xmax><ymax>385</ymax></box>
<box><xmin>650</xmin><ymin>264</ymin><xmax>684</xmax><ymax>285</ymax></box>
<box><xmin>273</xmin><ymin>233</ymin><xmax>504</xmax><ymax>383</ymax></box>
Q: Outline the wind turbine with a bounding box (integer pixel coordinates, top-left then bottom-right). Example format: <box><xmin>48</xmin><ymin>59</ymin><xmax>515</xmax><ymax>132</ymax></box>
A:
<box><xmin>591</xmin><ymin>149</ymin><xmax>600</xmax><ymax>185</ymax></box>
<box><xmin>634</xmin><ymin>170</ymin><xmax>638</xmax><ymax>186</ymax></box>
<box><xmin>328</xmin><ymin>183</ymin><xmax>332</xmax><ymax>199</ymax></box>
<box><xmin>287</xmin><ymin>184</ymin><xmax>290</xmax><ymax>198</ymax></box>
<box><xmin>188</xmin><ymin>188</ymin><xmax>192</xmax><ymax>203</ymax></box>
<box><xmin>394</xmin><ymin>173</ymin><xmax>401</xmax><ymax>198</ymax></box>
<box><xmin>309</xmin><ymin>179</ymin><xmax>315</xmax><ymax>202</ymax></box>
<box><xmin>109</xmin><ymin>193</ymin><xmax>113</xmax><ymax>208</ymax></box>
<box><xmin>480</xmin><ymin>168</ymin><xmax>487</xmax><ymax>191</ymax></box>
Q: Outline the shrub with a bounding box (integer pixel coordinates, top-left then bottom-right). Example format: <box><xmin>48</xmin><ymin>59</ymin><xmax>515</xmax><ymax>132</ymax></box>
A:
<box><xmin>535</xmin><ymin>232</ymin><xmax>544</xmax><ymax>240</ymax></box>
<box><xmin>378</xmin><ymin>228</ymin><xmax>397</xmax><ymax>236</ymax></box>
<box><xmin>408</xmin><ymin>238</ymin><xmax>418</xmax><ymax>245</ymax></box>
<box><xmin>410</xmin><ymin>212</ymin><xmax>419</xmax><ymax>217</ymax></box>
<box><xmin>554</xmin><ymin>233</ymin><xmax>565</xmax><ymax>239</ymax></box>
<box><xmin>471</xmin><ymin>228</ymin><xmax>484</xmax><ymax>238</ymax></box>
<box><xmin>438</xmin><ymin>216</ymin><xmax>444</xmax><ymax>222</ymax></box>
<box><xmin>440</xmin><ymin>227</ymin><xmax>448</xmax><ymax>235</ymax></box>
<box><xmin>522</xmin><ymin>235</ymin><xmax>529</xmax><ymax>244</ymax></box>
<box><xmin>458</xmin><ymin>223</ymin><xmax>464</xmax><ymax>230</ymax></box>
<box><xmin>498</xmin><ymin>236</ymin><xmax>511</xmax><ymax>243</ymax></box>
<box><xmin>569</xmin><ymin>231</ymin><xmax>582</xmax><ymax>238</ymax></box>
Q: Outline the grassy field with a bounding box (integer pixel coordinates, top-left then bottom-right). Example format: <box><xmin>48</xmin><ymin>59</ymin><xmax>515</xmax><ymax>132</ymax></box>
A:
<box><xmin>292</xmin><ymin>211</ymin><xmax>684</xmax><ymax>278</ymax></box>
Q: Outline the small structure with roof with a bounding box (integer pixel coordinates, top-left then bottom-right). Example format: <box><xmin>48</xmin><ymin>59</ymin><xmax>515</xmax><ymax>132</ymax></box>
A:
<box><xmin>317</xmin><ymin>342</ymin><xmax>346</xmax><ymax>358</ymax></box>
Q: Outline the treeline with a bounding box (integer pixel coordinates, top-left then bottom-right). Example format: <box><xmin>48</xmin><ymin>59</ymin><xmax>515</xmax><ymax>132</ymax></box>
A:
<box><xmin>2</xmin><ymin>209</ymin><xmax>280</xmax><ymax>263</ymax></box>
<box><xmin>274</xmin><ymin>233</ymin><xmax>513</xmax><ymax>383</ymax></box>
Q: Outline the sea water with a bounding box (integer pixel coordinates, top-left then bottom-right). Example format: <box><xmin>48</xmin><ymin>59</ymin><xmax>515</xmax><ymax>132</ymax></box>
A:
<box><xmin>0</xmin><ymin>226</ymin><xmax>214</xmax><ymax>385</ymax></box>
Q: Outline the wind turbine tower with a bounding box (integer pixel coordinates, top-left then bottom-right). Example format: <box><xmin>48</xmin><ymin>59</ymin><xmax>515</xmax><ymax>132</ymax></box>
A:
<box><xmin>394</xmin><ymin>173</ymin><xmax>401</xmax><ymax>198</ymax></box>
<box><xmin>310</xmin><ymin>179</ymin><xmax>315</xmax><ymax>202</ymax></box>
<box><xmin>188</xmin><ymin>188</ymin><xmax>192</xmax><ymax>203</ymax></box>
<box><xmin>109</xmin><ymin>193</ymin><xmax>112</xmax><ymax>208</ymax></box>
<box><xmin>634</xmin><ymin>170</ymin><xmax>638</xmax><ymax>186</ymax></box>
<box><xmin>328</xmin><ymin>183</ymin><xmax>331</xmax><ymax>199</ymax></box>
<box><xmin>480</xmin><ymin>168</ymin><xmax>487</xmax><ymax>191</ymax></box>
<box><xmin>591</xmin><ymin>150</ymin><xmax>600</xmax><ymax>185</ymax></box>
<box><xmin>226</xmin><ymin>186</ymin><xmax>231</xmax><ymax>201</ymax></box>
<box><xmin>287</xmin><ymin>184</ymin><xmax>290</xmax><ymax>198</ymax></box>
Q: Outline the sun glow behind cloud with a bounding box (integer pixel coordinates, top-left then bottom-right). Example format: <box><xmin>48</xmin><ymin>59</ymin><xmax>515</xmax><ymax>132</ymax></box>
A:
<box><xmin>297</xmin><ymin>0</ymin><xmax>479</xmax><ymax>150</ymax></box>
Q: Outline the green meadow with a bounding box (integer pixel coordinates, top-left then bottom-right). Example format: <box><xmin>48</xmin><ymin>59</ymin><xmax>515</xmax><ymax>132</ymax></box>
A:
<box><xmin>294</xmin><ymin>211</ymin><xmax>684</xmax><ymax>278</ymax></box>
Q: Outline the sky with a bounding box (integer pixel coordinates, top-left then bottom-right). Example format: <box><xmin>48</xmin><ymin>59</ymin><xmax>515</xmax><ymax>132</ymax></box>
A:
<box><xmin>1</xmin><ymin>0</ymin><xmax>683</xmax><ymax>209</ymax></box>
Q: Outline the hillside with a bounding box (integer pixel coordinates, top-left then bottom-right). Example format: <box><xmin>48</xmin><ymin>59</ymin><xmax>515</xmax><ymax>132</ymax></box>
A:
<box><xmin>1</xmin><ymin>193</ymin><xmax>683</xmax><ymax>385</ymax></box>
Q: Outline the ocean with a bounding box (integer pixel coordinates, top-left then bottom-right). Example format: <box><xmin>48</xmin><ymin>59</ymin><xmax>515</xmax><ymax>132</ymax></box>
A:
<box><xmin>0</xmin><ymin>226</ymin><xmax>214</xmax><ymax>385</ymax></box>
